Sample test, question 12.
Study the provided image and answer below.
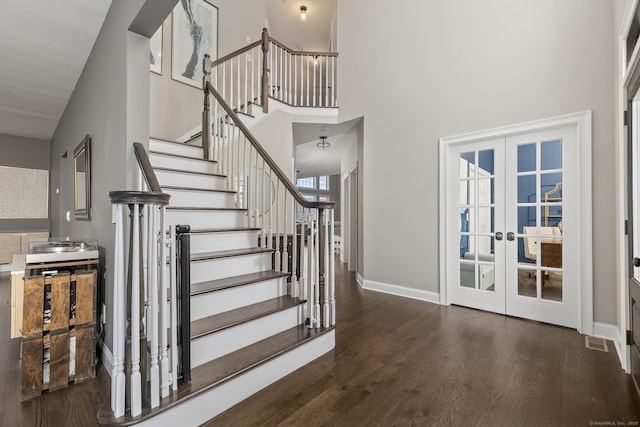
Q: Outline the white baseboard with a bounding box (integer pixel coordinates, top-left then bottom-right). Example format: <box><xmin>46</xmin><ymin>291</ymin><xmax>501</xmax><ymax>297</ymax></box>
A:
<box><xmin>356</xmin><ymin>273</ymin><xmax>364</xmax><ymax>288</ymax></box>
<box><xmin>592</xmin><ymin>322</ymin><xmax>625</xmax><ymax>370</ymax></box>
<box><xmin>0</xmin><ymin>264</ymin><xmax>10</xmax><ymax>273</ymax></box>
<box><xmin>102</xmin><ymin>343</ymin><xmax>113</xmax><ymax>377</ymax></box>
<box><xmin>362</xmin><ymin>279</ymin><xmax>440</xmax><ymax>305</ymax></box>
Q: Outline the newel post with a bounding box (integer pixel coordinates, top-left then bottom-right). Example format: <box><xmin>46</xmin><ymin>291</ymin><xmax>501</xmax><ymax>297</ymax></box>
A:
<box><xmin>202</xmin><ymin>54</ymin><xmax>212</xmax><ymax>160</ymax></box>
<box><xmin>261</xmin><ymin>28</ymin><xmax>270</xmax><ymax>114</ymax></box>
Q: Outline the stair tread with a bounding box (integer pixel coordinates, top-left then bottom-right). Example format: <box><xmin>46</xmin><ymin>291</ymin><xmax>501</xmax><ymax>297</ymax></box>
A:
<box><xmin>190</xmin><ymin>227</ymin><xmax>261</xmax><ymax>234</ymax></box>
<box><xmin>191</xmin><ymin>270</ymin><xmax>288</xmax><ymax>296</ymax></box>
<box><xmin>97</xmin><ymin>325</ymin><xmax>334</xmax><ymax>426</ymax></box>
<box><xmin>191</xmin><ymin>246</ymin><xmax>273</xmax><ymax>262</ymax></box>
<box><xmin>191</xmin><ymin>295</ymin><xmax>304</xmax><ymax>339</ymax></box>
<box><xmin>150</xmin><ymin>150</ymin><xmax>217</xmax><ymax>163</ymax></box>
<box><xmin>154</xmin><ymin>166</ymin><xmax>225</xmax><ymax>178</ymax></box>
<box><xmin>161</xmin><ymin>185</ymin><xmax>236</xmax><ymax>194</ymax></box>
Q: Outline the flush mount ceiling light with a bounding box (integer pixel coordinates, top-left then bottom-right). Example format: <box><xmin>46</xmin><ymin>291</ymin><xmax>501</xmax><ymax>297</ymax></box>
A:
<box><xmin>300</xmin><ymin>5</ymin><xmax>307</xmax><ymax>21</ymax></box>
<box><xmin>316</xmin><ymin>136</ymin><xmax>331</xmax><ymax>151</ymax></box>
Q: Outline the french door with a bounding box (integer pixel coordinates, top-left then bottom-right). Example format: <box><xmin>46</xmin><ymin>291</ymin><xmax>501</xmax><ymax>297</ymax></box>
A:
<box><xmin>447</xmin><ymin>126</ymin><xmax>577</xmax><ymax>328</ymax></box>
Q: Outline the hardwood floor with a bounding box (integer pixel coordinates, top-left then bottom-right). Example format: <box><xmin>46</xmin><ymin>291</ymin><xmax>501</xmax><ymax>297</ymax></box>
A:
<box><xmin>2</xmin><ymin>259</ymin><xmax>640</xmax><ymax>426</ymax></box>
<box><xmin>207</xmin><ymin>260</ymin><xmax>640</xmax><ymax>426</ymax></box>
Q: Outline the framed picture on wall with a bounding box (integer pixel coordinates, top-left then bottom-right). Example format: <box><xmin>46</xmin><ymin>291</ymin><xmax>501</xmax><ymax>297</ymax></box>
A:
<box><xmin>171</xmin><ymin>0</ymin><xmax>218</xmax><ymax>88</ymax></box>
<box><xmin>150</xmin><ymin>24</ymin><xmax>163</xmax><ymax>75</ymax></box>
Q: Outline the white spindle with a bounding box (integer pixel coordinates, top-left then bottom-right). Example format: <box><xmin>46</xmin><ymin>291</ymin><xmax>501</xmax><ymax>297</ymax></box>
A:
<box><xmin>307</xmin><ymin>211</ymin><xmax>314</xmax><ymax>328</ymax></box>
<box><xmin>237</xmin><ymin>56</ymin><xmax>241</xmax><ymax>110</ymax></box>
<box><xmin>169</xmin><ymin>225</ymin><xmax>179</xmax><ymax>391</ymax></box>
<box><xmin>268</xmin><ymin>168</ymin><xmax>273</xmax><ymax>249</ymax></box>
<box><xmin>306</xmin><ymin>55</ymin><xmax>310</xmax><ymax>106</ymax></box>
<box><xmin>313</xmin><ymin>57</ymin><xmax>317</xmax><ymax>107</ymax></box>
<box><xmin>332</xmin><ymin>56</ymin><xmax>336</xmax><ymax>106</ymax></box>
<box><xmin>160</xmin><ymin>207</ymin><xmax>170</xmax><ymax>398</ymax></box>
<box><xmin>291</xmin><ymin>199</ymin><xmax>298</xmax><ymax>298</ymax></box>
<box><xmin>294</xmin><ymin>54</ymin><xmax>298</xmax><ymax>106</ymax></box>
<box><xmin>325</xmin><ymin>56</ymin><xmax>329</xmax><ymax>107</ymax></box>
<box><xmin>222</xmin><ymin>64</ymin><xmax>227</xmax><ymax>106</ymax></box>
<box><xmin>330</xmin><ymin>208</ymin><xmax>336</xmax><ymax>326</ymax></box>
<box><xmin>323</xmin><ymin>209</ymin><xmax>330</xmax><ymax>328</ymax></box>
<box><xmin>130</xmin><ymin>204</ymin><xmax>142</xmax><ymax>417</ymax></box>
<box><xmin>313</xmin><ymin>213</ymin><xmax>320</xmax><ymax>328</ymax></box>
<box><xmin>282</xmin><ymin>194</ymin><xmax>289</xmax><ymax>275</ymax></box>
<box><xmin>275</xmin><ymin>182</ymin><xmax>281</xmax><ymax>271</ymax></box>
<box><xmin>149</xmin><ymin>206</ymin><xmax>160</xmax><ymax>408</ymax></box>
<box><xmin>111</xmin><ymin>204</ymin><xmax>126</xmax><ymax>418</ymax></box>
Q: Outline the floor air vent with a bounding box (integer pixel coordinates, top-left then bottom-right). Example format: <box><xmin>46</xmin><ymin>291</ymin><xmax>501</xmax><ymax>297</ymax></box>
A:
<box><xmin>585</xmin><ymin>336</ymin><xmax>609</xmax><ymax>352</ymax></box>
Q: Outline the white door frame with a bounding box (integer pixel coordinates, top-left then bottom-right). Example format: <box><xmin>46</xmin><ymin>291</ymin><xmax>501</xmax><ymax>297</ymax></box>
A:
<box><xmin>439</xmin><ymin>111</ymin><xmax>593</xmax><ymax>334</ymax></box>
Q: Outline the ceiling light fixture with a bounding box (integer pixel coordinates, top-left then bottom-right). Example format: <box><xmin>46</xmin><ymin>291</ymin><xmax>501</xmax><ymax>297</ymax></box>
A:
<box><xmin>300</xmin><ymin>5</ymin><xmax>307</xmax><ymax>21</ymax></box>
<box><xmin>316</xmin><ymin>136</ymin><xmax>331</xmax><ymax>151</ymax></box>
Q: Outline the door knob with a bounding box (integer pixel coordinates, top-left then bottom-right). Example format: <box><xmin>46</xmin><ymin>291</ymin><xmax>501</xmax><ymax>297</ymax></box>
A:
<box><xmin>507</xmin><ymin>232</ymin><xmax>515</xmax><ymax>241</ymax></box>
<box><xmin>495</xmin><ymin>232</ymin><xmax>503</xmax><ymax>241</ymax></box>
<box><xmin>634</xmin><ymin>257</ymin><xmax>640</xmax><ymax>268</ymax></box>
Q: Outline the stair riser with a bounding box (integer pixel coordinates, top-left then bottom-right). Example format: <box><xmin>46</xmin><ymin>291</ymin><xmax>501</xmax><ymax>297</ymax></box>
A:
<box><xmin>133</xmin><ymin>330</ymin><xmax>335</xmax><ymax>427</ymax></box>
<box><xmin>150</xmin><ymin>139</ymin><xmax>203</xmax><ymax>157</ymax></box>
<box><xmin>190</xmin><ymin>230</ymin><xmax>259</xmax><ymax>253</ymax></box>
<box><xmin>190</xmin><ymin>252</ymin><xmax>272</xmax><ymax>283</ymax></box>
<box><xmin>190</xmin><ymin>277</ymin><xmax>287</xmax><ymax>320</ymax></box>
<box><xmin>155</xmin><ymin>170</ymin><xmax>226</xmax><ymax>191</ymax></box>
<box><xmin>150</xmin><ymin>153</ymin><xmax>218</xmax><ymax>174</ymax></box>
<box><xmin>191</xmin><ymin>305</ymin><xmax>303</xmax><ymax>368</ymax></box>
<box><xmin>166</xmin><ymin>210</ymin><xmax>246</xmax><ymax>229</ymax></box>
<box><xmin>164</xmin><ymin>188</ymin><xmax>236</xmax><ymax>209</ymax></box>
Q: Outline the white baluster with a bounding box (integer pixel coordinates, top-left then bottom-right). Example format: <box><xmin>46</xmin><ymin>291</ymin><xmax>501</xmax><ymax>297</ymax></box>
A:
<box><xmin>330</xmin><ymin>208</ymin><xmax>336</xmax><ymax>326</ymax></box>
<box><xmin>282</xmin><ymin>194</ymin><xmax>289</xmax><ymax>275</ymax></box>
<box><xmin>130</xmin><ymin>203</ymin><xmax>142</xmax><ymax>417</ymax></box>
<box><xmin>332</xmin><ymin>57</ymin><xmax>336</xmax><ymax>107</ymax></box>
<box><xmin>237</xmin><ymin>56</ymin><xmax>241</xmax><ymax>110</ymax></box>
<box><xmin>314</xmin><ymin>212</ymin><xmax>321</xmax><ymax>328</ymax></box>
<box><xmin>313</xmin><ymin>56</ymin><xmax>317</xmax><ymax>107</ymax></box>
<box><xmin>169</xmin><ymin>225</ymin><xmax>179</xmax><ymax>391</ymax></box>
<box><xmin>323</xmin><ymin>209</ymin><xmax>330</xmax><ymax>328</ymax></box>
<box><xmin>306</xmin><ymin>55</ymin><xmax>310</xmax><ymax>106</ymax></box>
<box><xmin>307</xmin><ymin>210</ymin><xmax>314</xmax><ymax>328</ymax></box>
<box><xmin>325</xmin><ymin>56</ymin><xmax>329</xmax><ymax>107</ymax></box>
<box><xmin>274</xmin><ymin>182</ymin><xmax>281</xmax><ymax>271</ymax></box>
<box><xmin>291</xmin><ymin>199</ymin><xmax>298</xmax><ymax>298</ymax></box>
<box><xmin>111</xmin><ymin>204</ymin><xmax>126</xmax><ymax>417</ymax></box>
<box><xmin>268</xmin><ymin>169</ymin><xmax>273</xmax><ymax>249</ymax></box>
<box><xmin>160</xmin><ymin>208</ymin><xmax>170</xmax><ymax>398</ymax></box>
<box><xmin>149</xmin><ymin>205</ymin><xmax>160</xmax><ymax>408</ymax></box>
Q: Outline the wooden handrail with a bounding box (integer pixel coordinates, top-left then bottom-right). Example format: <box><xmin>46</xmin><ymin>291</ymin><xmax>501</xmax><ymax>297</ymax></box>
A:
<box><xmin>133</xmin><ymin>142</ymin><xmax>163</xmax><ymax>193</ymax></box>
<box><xmin>268</xmin><ymin>36</ymin><xmax>338</xmax><ymax>58</ymax></box>
<box><xmin>206</xmin><ymin>81</ymin><xmax>335</xmax><ymax>210</ymax></box>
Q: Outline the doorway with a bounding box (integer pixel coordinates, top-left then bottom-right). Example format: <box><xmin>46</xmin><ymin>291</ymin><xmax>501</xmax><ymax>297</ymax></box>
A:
<box><xmin>440</xmin><ymin>113</ymin><xmax>593</xmax><ymax>331</ymax></box>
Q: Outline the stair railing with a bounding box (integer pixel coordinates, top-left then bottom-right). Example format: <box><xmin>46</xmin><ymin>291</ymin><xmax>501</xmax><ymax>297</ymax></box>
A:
<box><xmin>108</xmin><ymin>143</ymin><xmax>187</xmax><ymax>418</ymax></box>
<box><xmin>202</xmin><ymin>28</ymin><xmax>338</xmax><ymax>159</ymax></box>
<box><xmin>203</xmin><ymin>64</ymin><xmax>337</xmax><ymax>330</ymax></box>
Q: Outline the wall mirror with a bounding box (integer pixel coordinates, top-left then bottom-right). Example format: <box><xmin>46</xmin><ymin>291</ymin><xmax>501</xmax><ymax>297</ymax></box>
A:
<box><xmin>73</xmin><ymin>135</ymin><xmax>91</xmax><ymax>220</ymax></box>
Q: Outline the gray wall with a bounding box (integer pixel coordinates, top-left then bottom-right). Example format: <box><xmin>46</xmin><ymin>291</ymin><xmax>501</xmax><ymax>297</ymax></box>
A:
<box><xmin>150</xmin><ymin>0</ymin><xmax>268</xmax><ymax>140</ymax></box>
<box><xmin>50</xmin><ymin>0</ymin><xmax>151</xmax><ymax>350</ymax></box>
<box><xmin>0</xmin><ymin>134</ymin><xmax>50</xmax><ymax>232</ymax></box>
<box><xmin>338</xmin><ymin>0</ymin><xmax>618</xmax><ymax>323</ymax></box>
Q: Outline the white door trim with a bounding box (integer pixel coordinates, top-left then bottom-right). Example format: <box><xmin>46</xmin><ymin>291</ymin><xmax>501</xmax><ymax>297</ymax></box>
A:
<box><xmin>439</xmin><ymin>111</ymin><xmax>593</xmax><ymax>334</ymax></box>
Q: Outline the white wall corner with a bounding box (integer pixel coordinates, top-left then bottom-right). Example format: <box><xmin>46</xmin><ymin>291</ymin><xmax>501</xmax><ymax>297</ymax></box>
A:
<box><xmin>592</xmin><ymin>322</ymin><xmax>627</xmax><ymax>371</ymax></box>
<box><xmin>362</xmin><ymin>279</ymin><xmax>440</xmax><ymax>305</ymax></box>
<box><xmin>356</xmin><ymin>272</ymin><xmax>364</xmax><ymax>288</ymax></box>
<box><xmin>102</xmin><ymin>343</ymin><xmax>114</xmax><ymax>377</ymax></box>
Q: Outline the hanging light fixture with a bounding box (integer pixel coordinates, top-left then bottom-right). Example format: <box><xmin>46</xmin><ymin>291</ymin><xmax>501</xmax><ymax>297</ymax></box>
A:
<box><xmin>316</xmin><ymin>136</ymin><xmax>331</xmax><ymax>151</ymax></box>
<box><xmin>300</xmin><ymin>5</ymin><xmax>307</xmax><ymax>21</ymax></box>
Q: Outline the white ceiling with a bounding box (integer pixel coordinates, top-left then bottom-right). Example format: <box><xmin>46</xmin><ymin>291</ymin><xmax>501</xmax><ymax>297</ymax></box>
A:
<box><xmin>266</xmin><ymin>0</ymin><xmax>336</xmax><ymax>52</ymax></box>
<box><xmin>0</xmin><ymin>0</ymin><xmax>112</xmax><ymax>141</ymax></box>
<box><xmin>293</xmin><ymin>119</ymin><xmax>360</xmax><ymax>178</ymax></box>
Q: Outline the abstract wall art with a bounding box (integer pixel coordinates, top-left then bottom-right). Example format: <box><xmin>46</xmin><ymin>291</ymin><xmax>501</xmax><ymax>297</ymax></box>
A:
<box><xmin>171</xmin><ymin>0</ymin><xmax>218</xmax><ymax>88</ymax></box>
<box><xmin>150</xmin><ymin>24</ymin><xmax>163</xmax><ymax>75</ymax></box>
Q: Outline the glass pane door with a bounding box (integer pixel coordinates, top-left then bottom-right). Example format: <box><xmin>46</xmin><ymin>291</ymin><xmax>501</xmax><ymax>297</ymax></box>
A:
<box><xmin>505</xmin><ymin>127</ymin><xmax>577</xmax><ymax>328</ymax></box>
<box><xmin>449</xmin><ymin>139</ymin><xmax>505</xmax><ymax>314</ymax></box>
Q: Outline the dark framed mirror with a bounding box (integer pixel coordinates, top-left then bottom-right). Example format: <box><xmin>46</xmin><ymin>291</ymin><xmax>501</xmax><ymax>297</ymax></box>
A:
<box><xmin>73</xmin><ymin>135</ymin><xmax>91</xmax><ymax>220</ymax></box>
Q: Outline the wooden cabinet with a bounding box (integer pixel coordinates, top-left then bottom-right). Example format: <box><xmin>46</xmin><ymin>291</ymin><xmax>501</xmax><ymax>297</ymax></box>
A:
<box><xmin>21</xmin><ymin>270</ymin><xmax>96</xmax><ymax>400</ymax></box>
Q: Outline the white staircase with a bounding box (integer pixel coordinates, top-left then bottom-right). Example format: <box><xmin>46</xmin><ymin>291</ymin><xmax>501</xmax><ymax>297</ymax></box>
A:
<box><xmin>111</xmin><ymin>138</ymin><xmax>335</xmax><ymax>426</ymax></box>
